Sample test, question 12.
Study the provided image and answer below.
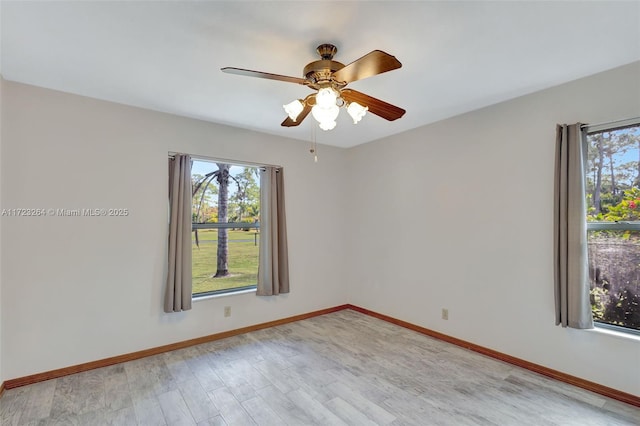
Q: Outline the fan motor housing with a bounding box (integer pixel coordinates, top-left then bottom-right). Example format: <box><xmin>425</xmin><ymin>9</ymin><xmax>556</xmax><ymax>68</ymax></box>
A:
<box><xmin>304</xmin><ymin>59</ymin><xmax>345</xmax><ymax>87</ymax></box>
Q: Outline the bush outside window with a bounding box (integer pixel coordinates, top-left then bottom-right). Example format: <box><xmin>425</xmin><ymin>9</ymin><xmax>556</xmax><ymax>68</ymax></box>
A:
<box><xmin>585</xmin><ymin>122</ymin><xmax>640</xmax><ymax>334</ymax></box>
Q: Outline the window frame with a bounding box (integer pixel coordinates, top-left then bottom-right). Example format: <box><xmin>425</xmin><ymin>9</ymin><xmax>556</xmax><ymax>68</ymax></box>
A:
<box><xmin>188</xmin><ymin>155</ymin><xmax>264</xmax><ymax>299</ymax></box>
<box><xmin>584</xmin><ymin>118</ymin><xmax>640</xmax><ymax>335</ymax></box>
<box><xmin>192</xmin><ymin>223</ymin><xmax>260</xmax><ymax>299</ymax></box>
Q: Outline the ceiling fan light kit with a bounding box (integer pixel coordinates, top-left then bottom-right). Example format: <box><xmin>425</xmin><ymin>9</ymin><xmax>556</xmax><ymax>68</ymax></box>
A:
<box><xmin>222</xmin><ymin>44</ymin><xmax>405</xmax><ymax>131</ymax></box>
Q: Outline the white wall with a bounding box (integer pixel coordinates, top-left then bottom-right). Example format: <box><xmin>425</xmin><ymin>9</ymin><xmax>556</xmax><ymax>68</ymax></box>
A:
<box><xmin>347</xmin><ymin>61</ymin><xmax>640</xmax><ymax>396</ymax></box>
<box><xmin>1</xmin><ymin>81</ymin><xmax>348</xmax><ymax>379</ymax></box>
<box><xmin>0</xmin><ymin>76</ymin><xmax>4</xmax><ymax>385</ymax></box>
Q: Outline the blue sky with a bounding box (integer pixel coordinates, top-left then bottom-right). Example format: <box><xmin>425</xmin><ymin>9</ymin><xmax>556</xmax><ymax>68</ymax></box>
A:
<box><xmin>191</xmin><ymin>160</ymin><xmax>256</xmax><ymax>200</ymax></box>
<box><xmin>587</xmin><ymin>126</ymin><xmax>639</xmax><ymax>187</ymax></box>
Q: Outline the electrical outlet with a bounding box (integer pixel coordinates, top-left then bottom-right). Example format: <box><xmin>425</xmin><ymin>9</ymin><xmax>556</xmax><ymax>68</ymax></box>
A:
<box><xmin>224</xmin><ymin>306</ymin><xmax>231</xmax><ymax>317</ymax></box>
<box><xmin>442</xmin><ymin>308</ymin><xmax>449</xmax><ymax>320</ymax></box>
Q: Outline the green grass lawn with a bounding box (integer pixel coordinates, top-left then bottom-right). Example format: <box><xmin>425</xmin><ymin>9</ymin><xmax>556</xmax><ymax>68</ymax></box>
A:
<box><xmin>192</xmin><ymin>229</ymin><xmax>259</xmax><ymax>295</ymax></box>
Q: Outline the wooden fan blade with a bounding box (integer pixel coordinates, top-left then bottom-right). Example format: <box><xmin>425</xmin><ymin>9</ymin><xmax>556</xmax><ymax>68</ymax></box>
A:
<box><xmin>332</xmin><ymin>50</ymin><xmax>402</xmax><ymax>84</ymax></box>
<box><xmin>221</xmin><ymin>67</ymin><xmax>307</xmax><ymax>85</ymax></box>
<box><xmin>341</xmin><ymin>89</ymin><xmax>405</xmax><ymax>121</ymax></box>
<box><xmin>281</xmin><ymin>103</ymin><xmax>312</xmax><ymax>127</ymax></box>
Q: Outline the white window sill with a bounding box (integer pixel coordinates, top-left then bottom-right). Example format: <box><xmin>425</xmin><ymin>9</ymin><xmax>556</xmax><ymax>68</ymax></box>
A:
<box><xmin>586</xmin><ymin>326</ymin><xmax>640</xmax><ymax>342</ymax></box>
<box><xmin>193</xmin><ymin>288</ymin><xmax>257</xmax><ymax>302</ymax></box>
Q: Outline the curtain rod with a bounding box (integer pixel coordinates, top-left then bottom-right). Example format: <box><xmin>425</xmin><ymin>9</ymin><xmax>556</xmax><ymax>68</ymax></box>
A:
<box><xmin>168</xmin><ymin>152</ymin><xmax>282</xmax><ymax>169</ymax></box>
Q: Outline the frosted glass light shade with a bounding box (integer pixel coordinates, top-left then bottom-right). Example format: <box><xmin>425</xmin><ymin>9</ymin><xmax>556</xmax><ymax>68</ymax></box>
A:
<box><xmin>318</xmin><ymin>118</ymin><xmax>337</xmax><ymax>131</ymax></box>
<box><xmin>311</xmin><ymin>103</ymin><xmax>339</xmax><ymax>123</ymax></box>
<box><xmin>311</xmin><ymin>88</ymin><xmax>340</xmax><ymax>130</ymax></box>
<box><xmin>311</xmin><ymin>104</ymin><xmax>339</xmax><ymax>131</ymax></box>
<box><xmin>315</xmin><ymin>87</ymin><xmax>338</xmax><ymax>108</ymax></box>
<box><xmin>347</xmin><ymin>102</ymin><xmax>368</xmax><ymax>124</ymax></box>
<box><xmin>283</xmin><ymin>99</ymin><xmax>304</xmax><ymax>121</ymax></box>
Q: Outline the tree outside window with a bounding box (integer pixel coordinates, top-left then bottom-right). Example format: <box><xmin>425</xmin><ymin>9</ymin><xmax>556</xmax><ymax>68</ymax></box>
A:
<box><xmin>191</xmin><ymin>160</ymin><xmax>260</xmax><ymax>296</ymax></box>
<box><xmin>586</xmin><ymin>123</ymin><xmax>640</xmax><ymax>333</ymax></box>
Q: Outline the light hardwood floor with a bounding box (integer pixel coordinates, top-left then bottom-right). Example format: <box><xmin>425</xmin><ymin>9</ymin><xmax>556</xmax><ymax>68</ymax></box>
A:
<box><xmin>1</xmin><ymin>310</ymin><xmax>638</xmax><ymax>425</ymax></box>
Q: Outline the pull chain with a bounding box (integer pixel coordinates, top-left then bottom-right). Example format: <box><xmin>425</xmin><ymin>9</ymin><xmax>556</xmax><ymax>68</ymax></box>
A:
<box><xmin>310</xmin><ymin>122</ymin><xmax>318</xmax><ymax>163</ymax></box>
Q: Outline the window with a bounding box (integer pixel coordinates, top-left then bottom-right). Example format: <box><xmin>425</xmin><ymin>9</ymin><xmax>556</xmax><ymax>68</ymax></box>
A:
<box><xmin>585</xmin><ymin>120</ymin><xmax>640</xmax><ymax>334</ymax></box>
<box><xmin>191</xmin><ymin>159</ymin><xmax>260</xmax><ymax>297</ymax></box>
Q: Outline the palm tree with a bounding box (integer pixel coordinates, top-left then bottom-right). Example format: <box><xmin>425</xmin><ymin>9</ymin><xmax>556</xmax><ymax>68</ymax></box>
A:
<box><xmin>214</xmin><ymin>163</ymin><xmax>230</xmax><ymax>277</ymax></box>
<box><xmin>192</xmin><ymin>163</ymin><xmax>232</xmax><ymax>278</ymax></box>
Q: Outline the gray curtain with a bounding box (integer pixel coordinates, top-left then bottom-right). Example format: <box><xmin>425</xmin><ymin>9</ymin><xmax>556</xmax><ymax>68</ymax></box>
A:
<box><xmin>257</xmin><ymin>167</ymin><xmax>290</xmax><ymax>296</ymax></box>
<box><xmin>554</xmin><ymin>124</ymin><xmax>593</xmax><ymax>329</ymax></box>
<box><xmin>165</xmin><ymin>154</ymin><xmax>193</xmax><ymax>312</ymax></box>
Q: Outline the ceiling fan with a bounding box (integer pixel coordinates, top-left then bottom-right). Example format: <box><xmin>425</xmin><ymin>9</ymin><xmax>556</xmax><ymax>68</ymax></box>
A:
<box><xmin>221</xmin><ymin>44</ymin><xmax>406</xmax><ymax>131</ymax></box>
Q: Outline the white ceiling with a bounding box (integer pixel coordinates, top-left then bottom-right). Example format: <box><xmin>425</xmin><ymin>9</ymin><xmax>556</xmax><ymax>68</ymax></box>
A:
<box><xmin>1</xmin><ymin>1</ymin><xmax>639</xmax><ymax>148</ymax></box>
